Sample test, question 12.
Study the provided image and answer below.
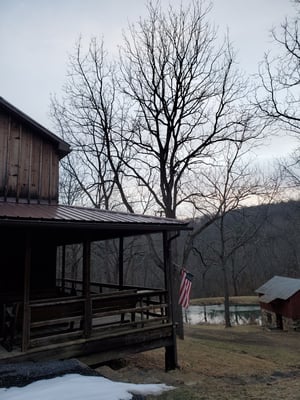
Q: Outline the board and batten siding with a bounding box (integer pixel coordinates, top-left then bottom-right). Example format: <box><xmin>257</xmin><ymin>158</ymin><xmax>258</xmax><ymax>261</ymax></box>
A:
<box><xmin>0</xmin><ymin>110</ymin><xmax>60</xmax><ymax>203</ymax></box>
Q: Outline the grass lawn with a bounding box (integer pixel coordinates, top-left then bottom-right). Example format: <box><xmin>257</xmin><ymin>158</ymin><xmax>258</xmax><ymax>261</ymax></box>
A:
<box><xmin>97</xmin><ymin>296</ymin><xmax>300</xmax><ymax>400</ymax></box>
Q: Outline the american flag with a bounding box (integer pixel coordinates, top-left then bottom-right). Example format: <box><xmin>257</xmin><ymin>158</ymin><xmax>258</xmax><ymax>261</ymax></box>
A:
<box><xmin>178</xmin><ymin>268</ymin><xmax>193</xmax><ymax>309</ymax></box>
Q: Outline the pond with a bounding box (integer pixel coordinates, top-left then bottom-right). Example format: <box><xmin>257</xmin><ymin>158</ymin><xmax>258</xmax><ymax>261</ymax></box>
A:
<box><xmin>184</xmin><ymin>304</ymin><xmax>262</xmax><ymax>326</ymax></box>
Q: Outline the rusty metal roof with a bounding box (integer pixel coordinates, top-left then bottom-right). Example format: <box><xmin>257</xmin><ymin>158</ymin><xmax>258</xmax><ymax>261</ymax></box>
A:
<box><xmin>255</xmin><ymin>275</ymin><xmax>300</xmax><ymax>303</ymax></box>
<box><xmin>0</xmin><ymin>97</ymin><xmax>70</xmax><ymax>158</ymax></box>
<box><xmin>0</xmin><ymin>202</ymin><xmax>188</xmax><ymax>231</ymax></box>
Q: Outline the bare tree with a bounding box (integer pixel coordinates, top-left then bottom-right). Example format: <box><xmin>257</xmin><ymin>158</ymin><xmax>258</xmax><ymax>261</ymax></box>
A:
<box><xmin>52</xmin><ymin>0</ymin><xmax>266</xmax><ymax>334</ymax></box>
<box><xmin>256</xmin><ymin>7</ymin><xmax>300</xmax><ymax>134</ymax></box>
<box><xmin>181</xmin><ymin>142</ymin><xmax>278</xmax><ymax>327</ymax></box>
<box><xmin>280</xmin><ymin>150</ymin><xmax>300</xmax><ymax>189</ymax></box>
<box><xmin>256</xmin><ymin>2</ymin><xmax>300</xmax><ymax>185</ymax></box>
<box><xmin>53</xmin><ymin>1</ymin><xmax>261</xmax><ymax>221</ymax></box>
<box><xmin>52</xmin><ymin>38</ymin><xmax>133</xmax><ymax>211</ymax></box>
<box><xmin>120</xmin><ymin>1</ymin><xmax>259</xmax><ymax>219</ymax></box>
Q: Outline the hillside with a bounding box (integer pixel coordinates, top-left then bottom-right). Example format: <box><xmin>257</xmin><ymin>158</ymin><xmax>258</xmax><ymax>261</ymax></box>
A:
<box><xmin>184</xmin><ymin>200</ymin><xmax>300</xmax><ymax>298</ymax></box>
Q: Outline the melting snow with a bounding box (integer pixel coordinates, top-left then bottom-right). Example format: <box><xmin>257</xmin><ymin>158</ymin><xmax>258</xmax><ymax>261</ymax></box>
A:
<box><xmin>0</xmin><ymin>373</ymin><xmax>174</xmax><ymax>400</ymax></box>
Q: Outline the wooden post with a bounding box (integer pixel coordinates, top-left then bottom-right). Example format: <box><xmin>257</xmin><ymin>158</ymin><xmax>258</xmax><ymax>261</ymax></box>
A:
<box><xmin>61</xmin><ymin>245</ymin><xmax>66</xmax><ymax>293</ymax></box>
<box><xmin>119</xmin><ymin>237</ymin><xmax>124</xmax><ymax>289</ymax></box>
<box><xmin>22</xmin><ymin>233</ymin><xmax>31</xmax><ymax>352</ymax></box>
<box><xmin>163</xmin><ymin>232</ymin><xmax>178</xmax><ymax>371</ymax></box>
<box><xmin>83</xmin><ymin>241</ymin><xmax>92</xmax><ymax>338</ymax></box>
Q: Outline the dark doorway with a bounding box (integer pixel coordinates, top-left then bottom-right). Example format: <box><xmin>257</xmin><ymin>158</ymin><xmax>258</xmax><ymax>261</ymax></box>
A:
<box><xmin>276</xmin><ymin>313</ymin><xmax>283</xmax><ymax>330</ymax></box>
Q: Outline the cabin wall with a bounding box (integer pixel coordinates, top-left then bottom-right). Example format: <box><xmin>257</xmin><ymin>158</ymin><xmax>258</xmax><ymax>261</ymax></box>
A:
<box><xmin>31</xmin><ymin>240</ymin><xmax>57</xmax><ymax>293</ymax></box>
<box><xmin>0</xmin><ymin>110</ymin><xmax>60</xmax><ymax>203</ymax></box>
<box><xmin>0</xmin><ymin>232</ymin><xmax>57</xmax><ymax>295</ymax></box>
<box><xmin>0</xmin><ymin>235</ymin><xmax>25</xmax><ymax>293</ymax></box>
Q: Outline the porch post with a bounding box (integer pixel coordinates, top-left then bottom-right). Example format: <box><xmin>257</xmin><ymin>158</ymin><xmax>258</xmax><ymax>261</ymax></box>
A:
<box><xmin>119</xmin><ymin>237</ymin><xmax>124</xmax><ymax>288</ymax></box>
<box><xmin>163</xmin><ymin>231</ymin><xmax>178</xmax><ymax>371</ymax></box>
<box><xmin>83</xmin><ymin>240</ymin><xmax>92</xmax><ymax>337</ymax></box>
<box><xmin>61</xmin><ymin>245</ymin><xmax>66</xmax><ymax>293</ymax></box>
<box><xmin>22</xmin><ymin>233</ymin><xmax>31</xmax><ymax>352</ymax></box>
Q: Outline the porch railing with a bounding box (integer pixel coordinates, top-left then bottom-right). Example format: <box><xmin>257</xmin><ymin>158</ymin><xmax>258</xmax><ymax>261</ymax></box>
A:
<box><xmin>56</xmin><ymin>278</ymin><xmax>161</xmax><ymax>295</ymax></box>
<box><xmin>21</xmin><ymin>288</ymin><xmax>168</xmax><ymax>350</ymax></box>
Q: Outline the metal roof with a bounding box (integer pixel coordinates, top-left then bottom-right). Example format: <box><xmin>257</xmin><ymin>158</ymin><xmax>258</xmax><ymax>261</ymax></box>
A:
<box><xmin>255</xmin><ymin>275</ymin><xmax>300</xmax><ymax>303</ymax></box>
<box><xmin>0</xmin><ymin>202</ymin><xmax>188</xmax><ymax>231</ymax></box>
<box><xmin>0</xmin><ymin>97</ymin><xmax>70</xmax><ymax>158</ymax></box>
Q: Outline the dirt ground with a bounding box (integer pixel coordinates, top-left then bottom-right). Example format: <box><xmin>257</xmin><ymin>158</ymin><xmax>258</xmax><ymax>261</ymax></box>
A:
<box><xmin>96</xmin><ymin>324</ymin><xmax>300</xmax><ymax>400</ymax></box>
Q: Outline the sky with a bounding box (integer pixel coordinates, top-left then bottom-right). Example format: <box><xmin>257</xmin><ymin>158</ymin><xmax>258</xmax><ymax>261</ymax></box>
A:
<box><xmin>0</xmin><ymin>373</ymin><xmax>174</xmax><ymax>400</ymax></box>
<box><xmin>0</xmin><ymin>0</ymin><xmax>298</xmax><ymax>160</ymax></box>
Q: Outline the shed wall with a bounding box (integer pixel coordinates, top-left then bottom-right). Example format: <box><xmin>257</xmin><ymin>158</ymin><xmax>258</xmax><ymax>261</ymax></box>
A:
<box><xmin>260</xmin><ymin>291</ymin><xmax>300</xmax><ymax>320</ymax></box>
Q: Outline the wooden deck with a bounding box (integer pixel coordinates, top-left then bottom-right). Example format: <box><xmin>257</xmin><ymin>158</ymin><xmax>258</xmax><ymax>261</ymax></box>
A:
<box><xmin>0</xmin><ymin>287</ymin><xmax>176</xmax><ymax>367</ymax></box>
<box><xmin>0</xmin><ymin>322</ymin><xmax>174</xmax><ymax>365</ymax></box>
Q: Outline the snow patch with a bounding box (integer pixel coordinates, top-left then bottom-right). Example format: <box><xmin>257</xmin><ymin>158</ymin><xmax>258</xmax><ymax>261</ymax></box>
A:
<box><xmin>0</xmin><ymin>373</ymin><xmax>175</xmax><ymax>400</ymax></box>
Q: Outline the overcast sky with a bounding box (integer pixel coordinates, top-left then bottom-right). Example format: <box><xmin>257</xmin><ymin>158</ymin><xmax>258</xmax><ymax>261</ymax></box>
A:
<box><xmin>0</xmin><ymin>0</ymin><xmax>297</xmax><ymax>159</ymax></box>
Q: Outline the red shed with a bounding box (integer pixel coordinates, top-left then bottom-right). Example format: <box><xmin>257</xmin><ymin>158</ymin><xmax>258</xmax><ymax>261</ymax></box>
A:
<box><xmin>255</xmin><ymin>275</ymin><xmax>300</xmax><ymax>331</ymax></box>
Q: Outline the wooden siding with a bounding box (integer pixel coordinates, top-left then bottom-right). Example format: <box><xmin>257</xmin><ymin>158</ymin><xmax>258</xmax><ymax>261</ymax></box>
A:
<box><xmin>0</xmin><ymin>110</ymin><xmax>60</xmax><ymax>203</ymax></box>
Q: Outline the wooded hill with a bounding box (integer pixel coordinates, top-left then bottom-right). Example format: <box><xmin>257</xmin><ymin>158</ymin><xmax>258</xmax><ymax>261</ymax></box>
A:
<box><xmin>185</xmin><ymin>200</ymin><xmax>300</xmax><ymax>298</ymax></box>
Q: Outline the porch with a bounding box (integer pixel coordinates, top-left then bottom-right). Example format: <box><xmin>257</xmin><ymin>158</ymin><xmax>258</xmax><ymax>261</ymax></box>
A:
<box><xmin>0</xmin><ymin>203</ymin><xmax>189</xmax><ymax>369</ymax></box>
<box><xmin>0</xmin><ymin>282</ymin><xmax>176</xmax><ymax>368</ymax></box>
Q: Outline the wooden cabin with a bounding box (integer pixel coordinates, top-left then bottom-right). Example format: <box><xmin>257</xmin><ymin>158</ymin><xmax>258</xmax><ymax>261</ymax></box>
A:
<box><xmin>0</xmin><ymin>97</ymin><xmax>188</xmax><ymax>369</ymax></box>
<box><xmin>255</xmin><ymin>275</ymin><xmax>300</xmax><ymax>331</ymax></box>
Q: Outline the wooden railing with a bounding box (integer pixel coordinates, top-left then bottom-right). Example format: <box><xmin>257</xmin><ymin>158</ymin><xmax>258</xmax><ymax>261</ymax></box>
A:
<box><xmin>24</xmin><ymin>289</ymin><xmax>168</xmax><ymax>349</ymax></box>
<box><xmin>56</xmin><ymin>278</ymin><xmax>161</xmax><ymax>295</ymax></box>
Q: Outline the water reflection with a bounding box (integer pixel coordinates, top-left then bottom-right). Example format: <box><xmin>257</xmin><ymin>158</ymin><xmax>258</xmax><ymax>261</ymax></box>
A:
<box><xmin>184</xmin><ymin>304</ymin><xmax>261</xmax><ymax>325</ymax></box>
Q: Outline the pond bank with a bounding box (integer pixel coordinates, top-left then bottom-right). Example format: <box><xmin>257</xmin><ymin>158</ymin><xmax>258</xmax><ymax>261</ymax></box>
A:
<box><xmin>190</xmin><ymin>295</ymin><xmax>259</xmax><ymax>306</ymax></box>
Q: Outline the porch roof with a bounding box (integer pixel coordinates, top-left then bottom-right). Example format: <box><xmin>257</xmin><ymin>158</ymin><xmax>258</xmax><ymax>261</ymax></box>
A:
<box><xmin>0</xmin><ymin>202</ymin><xmax>189</xmax><ymax>243</ymax></box>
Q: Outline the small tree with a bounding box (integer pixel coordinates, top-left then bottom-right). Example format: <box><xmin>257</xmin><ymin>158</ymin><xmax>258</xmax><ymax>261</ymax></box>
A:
<box><xmin>181</xmin><ymin>140</ymin><xmax>279</xmax><ymax>326</ymax></box>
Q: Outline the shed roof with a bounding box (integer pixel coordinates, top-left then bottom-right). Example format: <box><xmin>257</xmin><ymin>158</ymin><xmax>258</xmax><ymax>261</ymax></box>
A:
<box><xmin>255</xmin><ymin>275</ymin><xmax>300</xmax><ymax>303</ymax></box>
<box><xmin>0</xmin><ymin>97</ymin><xmax>70</xmax><ymax>159</ymax></box>
<box><xmin>0</xmin><ymin>202</ymin><xmax>189</xmax><ymax>243</ymax></box>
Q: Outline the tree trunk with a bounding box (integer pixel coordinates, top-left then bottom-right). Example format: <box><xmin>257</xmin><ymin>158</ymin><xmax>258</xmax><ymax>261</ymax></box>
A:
<box><xmin>222</xmin><ymin>263</ymin><xmax>231</xmax><ymax>328</ymax></box>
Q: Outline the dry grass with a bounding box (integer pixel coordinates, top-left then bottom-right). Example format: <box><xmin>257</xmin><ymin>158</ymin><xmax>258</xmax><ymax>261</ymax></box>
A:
<box><xmin>190</xmin><ymin>296</ymin><xmax>259</xmax><ymax>306</ymax></box>
<box><xmin>97</xmin><ymin>323</ymin><xmax>300</xmax><ymax>399</ymax></box>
